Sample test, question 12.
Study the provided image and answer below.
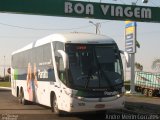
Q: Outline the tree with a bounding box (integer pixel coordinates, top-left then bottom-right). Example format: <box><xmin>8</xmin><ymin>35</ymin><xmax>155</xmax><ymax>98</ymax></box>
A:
<box><xmin>152</xmin><ymin>58</ymin><xmax>160</xmax><ymax>72</ymax></box>
<box><xmin>135</xmin><ymin>62</ymin><xmax>143</xmax><ymax>71</ymax></box>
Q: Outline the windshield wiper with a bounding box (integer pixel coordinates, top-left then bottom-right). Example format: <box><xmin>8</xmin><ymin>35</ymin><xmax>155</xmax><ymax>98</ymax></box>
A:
<box><xmin>93</xmin><ymin>48</ymin><xmax>113</xmax><ymax>90</ymax></box>
<box><xmin>77</xmin><ymin>75</ymin><xmax>92</xmax><ymax>88</ymax></box>
<box><xmin>77</xmin><ymin>75</ymin><xmax>89</xmax><ymax>81</ymax></box>
<box><xmin>85</xmin><ymin>75</ymin><xmax>95</xmax><ymax>88</ymax></box>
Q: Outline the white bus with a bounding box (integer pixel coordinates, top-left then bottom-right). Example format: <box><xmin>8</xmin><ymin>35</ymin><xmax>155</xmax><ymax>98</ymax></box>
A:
<box><xmin>11</xmin><ymin>33</ymin><xmax>127</xmax><ymax>114</ymax></box>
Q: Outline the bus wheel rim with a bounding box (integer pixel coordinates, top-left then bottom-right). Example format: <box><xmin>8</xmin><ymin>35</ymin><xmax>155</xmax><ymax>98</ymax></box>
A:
<box><xmin>54</xmin><ymin>97</ymin><xmax>58</xmax><ymax>113</ymax></box>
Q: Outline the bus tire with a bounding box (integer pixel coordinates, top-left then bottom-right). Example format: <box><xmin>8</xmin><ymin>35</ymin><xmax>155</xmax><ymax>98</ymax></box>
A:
<box><xmin>148</xmin><ymin>89</ymin><xmax>153</xmax><ymax>97</ymax></box>
<box><xmin>143</xmin><ymin>88</ymin><xmax>148</xmax><ymax>96</ymax></box>
<box><xmin>19</xmin><ymin>89</ymin><xmax>27</xmax><ymax>105</ymax></box>
<box><xmin>51</xmin><ymin>95</ymin><xmax>60</xmax><ymax>115</ymax></box>
<box><xmin>17</xmin><ymin>87</ymin><xmax>19</xmax><ymax>97</ymax></box>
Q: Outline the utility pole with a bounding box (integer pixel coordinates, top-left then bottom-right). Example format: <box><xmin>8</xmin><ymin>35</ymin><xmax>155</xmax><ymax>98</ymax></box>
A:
<box><xmin>89</xmin><ymin>21</ymin><xmax>101</xmax><ymax>34</ymax></box>
<box><xmin>4</xmin><ymin>56</ymin><xmax>5</xmax><ymax>81</ymax></box>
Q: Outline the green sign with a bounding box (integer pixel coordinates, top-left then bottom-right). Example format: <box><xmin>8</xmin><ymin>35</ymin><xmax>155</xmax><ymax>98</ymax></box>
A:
<box><xmin>0</xmin><ymin>0</ymin><xmax>160</xmax><ymax>22</ymax></box>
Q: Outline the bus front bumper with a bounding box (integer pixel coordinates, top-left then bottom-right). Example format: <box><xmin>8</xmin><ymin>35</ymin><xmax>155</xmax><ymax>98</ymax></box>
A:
<box><xmin>64</xmin><ymin>95</ymin><xmax>125</xmax><ymax>113</ymax></box>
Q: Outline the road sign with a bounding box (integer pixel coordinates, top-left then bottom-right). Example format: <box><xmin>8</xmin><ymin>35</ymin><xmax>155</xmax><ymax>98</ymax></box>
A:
<box><xmin>125</xmin><ymin>21</ymin><xmax>137</xmax><ymax>53</ymax></box>
<box><xmin>0</xmin><ymin>0</ymin><xmax>160</xmax><ymax>22</ymax></box>
<box><xmin>7</xmin><ymin>68</ymin><xmax>11</xmax><ymax>74</ymax></box>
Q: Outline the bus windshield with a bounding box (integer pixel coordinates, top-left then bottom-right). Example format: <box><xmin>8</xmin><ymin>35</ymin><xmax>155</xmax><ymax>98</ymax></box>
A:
<box><xmin>65</xmin><ymin>44</ymin><xmax>123</xmax><ymax>90</ymax></box>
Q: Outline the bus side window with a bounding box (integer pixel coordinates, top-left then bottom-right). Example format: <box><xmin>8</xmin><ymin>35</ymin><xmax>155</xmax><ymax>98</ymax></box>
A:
<box><xmin>57</xmin><ymin>57</ymin><xmax>66</xmax><ymax>84</ymax></box>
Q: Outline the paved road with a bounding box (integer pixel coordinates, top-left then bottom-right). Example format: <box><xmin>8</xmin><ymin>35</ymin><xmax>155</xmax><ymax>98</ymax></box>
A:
<box><xmin>125</xmin><ymin>94</ymin><xmax>160</xmax><ymax>114</ymax></box>
<box><xmin>0</xmin><ymin>89</ymin><xmax>107</xmax><ymax>120</ymax></box>
<box><xmin>0</xmin><ymin>88</ymin><xmax>160</xmax><ymax>120</ymax></box>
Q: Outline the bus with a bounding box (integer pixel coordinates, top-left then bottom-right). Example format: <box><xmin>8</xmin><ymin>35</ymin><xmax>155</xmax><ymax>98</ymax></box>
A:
<box><xmin>11</xmin><ymin>33</ymin><xmax>128</xmax><ymax>114</ymax></box>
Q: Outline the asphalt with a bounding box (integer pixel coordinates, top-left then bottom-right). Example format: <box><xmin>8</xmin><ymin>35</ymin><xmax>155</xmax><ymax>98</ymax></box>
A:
<box><xmin>0</xmin><ymin>87</ymin><xmax>160</xmax><ymax>120</ymax></box>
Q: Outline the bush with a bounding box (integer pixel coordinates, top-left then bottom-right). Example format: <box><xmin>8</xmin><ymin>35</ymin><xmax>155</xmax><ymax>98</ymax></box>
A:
<box><xmin>0</xmin><ymin>75</ymin><xmax>10</xmax><ymax>82</ymax></box>
<box><xmin>0</xmin><ymin>82</ymin><xmax>11</xmax><ymax>87</ymax></box>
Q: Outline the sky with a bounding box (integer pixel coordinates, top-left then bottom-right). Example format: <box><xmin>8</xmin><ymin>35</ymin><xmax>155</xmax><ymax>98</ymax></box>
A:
<box><xmin>0</xmin><ymin>0</ymin><xmax>160</xmax><ymax>76</ymax></box>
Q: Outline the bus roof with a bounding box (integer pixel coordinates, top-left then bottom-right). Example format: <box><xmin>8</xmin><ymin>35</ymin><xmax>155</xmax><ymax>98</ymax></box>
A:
<box><xmin>12</xmin><ymin>32</ymin><xmax>115</xmax><ymax>55</ymax></box>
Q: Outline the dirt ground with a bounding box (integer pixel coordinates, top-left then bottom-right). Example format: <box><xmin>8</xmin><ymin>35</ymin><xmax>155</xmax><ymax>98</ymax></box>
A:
<box><xmin>125</xmin><ymin>94</ymin><xmax>160</xmax><ymax>114</ymax></box>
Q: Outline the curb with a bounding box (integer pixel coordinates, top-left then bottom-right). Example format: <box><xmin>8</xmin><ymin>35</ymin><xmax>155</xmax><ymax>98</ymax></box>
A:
<box><xmin>0</xmin><ymin>87</ymin><xmax>11</xmax><ymax>90</ymax></box>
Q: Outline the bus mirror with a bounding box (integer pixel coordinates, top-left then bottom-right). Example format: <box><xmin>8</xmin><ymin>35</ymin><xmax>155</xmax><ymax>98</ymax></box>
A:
<box><xmin>120</xmin><ymin>50</ymin><xmax>130</xmax><ymax>67</ymax></box>
<box><xmin>57</xmin><ymin>50</ymin><xmax>69</xmax><ymax>69</ymax></box>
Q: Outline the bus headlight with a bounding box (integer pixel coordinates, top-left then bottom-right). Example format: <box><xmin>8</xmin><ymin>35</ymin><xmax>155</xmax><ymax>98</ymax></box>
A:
<box><xmin>117</xmin><ymin>94</ymin><xmax>121</xmax><ymax>98</ymax></box>
<box><xmin>117</xmin><ymin>93</ymin><xmax>124</xmax><ymax>98</ymax></box>
<box><xmin>75</xmin><ymin>96</ymin><xmax>85</xmax><ymax>100</ymax></box>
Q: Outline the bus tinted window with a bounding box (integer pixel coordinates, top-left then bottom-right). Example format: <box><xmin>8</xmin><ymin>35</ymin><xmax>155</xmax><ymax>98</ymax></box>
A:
<box><xmin>12</xmin><ymin>43</ymin><xmax>55</xmax><ymax>82</ymax></box>
<box><xmin>66</xmin><ymin>44</ymin><xmax>123</xmax><ymax>90</ymax></box>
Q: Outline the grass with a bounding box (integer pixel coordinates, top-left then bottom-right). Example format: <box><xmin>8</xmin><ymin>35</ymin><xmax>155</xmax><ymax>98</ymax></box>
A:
<box><xmin>124</xmin><ymin>80</ymin><xmax>130</xmax><ymax>85</ymax></box>
<box><xmin>0</xmin><ymin>81</ymin><xmax>11</xmax><ymax>87</ymax></box>
<box><xmin>124</xmin><ymin>80</ymin><xmax>130</xmax><ymax>90</ymax></box>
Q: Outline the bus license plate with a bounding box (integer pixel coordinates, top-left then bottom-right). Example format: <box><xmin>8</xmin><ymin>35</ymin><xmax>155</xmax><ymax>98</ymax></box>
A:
<box><xmin>95</xmin><ymin>104</ymin><xmax>105</xmax><ymax>108</ymax></box>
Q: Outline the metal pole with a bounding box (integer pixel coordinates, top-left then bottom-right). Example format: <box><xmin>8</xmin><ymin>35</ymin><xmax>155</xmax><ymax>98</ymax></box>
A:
<box><xmin>130</xmin><ymin>53</ymin><xmax>136</xmax><ymax>93</ymax></box>
<box><xmin>96</xmin><ymin>24</ymin><xmax>98</xmax><ymax>34</ymax></box>
<box><xmin>124</xmin><ymin>56</ymin><xmax>126</xmax><ymax>81</ymax></box>
<box><xmin>4</xmin><ymin>56</ymin><xmax>5</xmax><ymax>81</ymax></box>
<box><xmin>9</xmin><ymin>73</ymin><xmax>11</xmax><ymax>82</ymax></box>
<box><xmin>9</xmin><ymin>66</ymin><xmax>11</xmax><ymax>82</ymax></box>
<box><xmin>89</xmin><ymin>21</ymin><xmax>100</xmax><ymax>34</ymax></box>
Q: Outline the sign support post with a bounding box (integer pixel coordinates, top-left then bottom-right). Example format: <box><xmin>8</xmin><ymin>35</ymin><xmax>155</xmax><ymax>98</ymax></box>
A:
<box><xmin>130</xmin><ymin>53</ymin><xmax>136</xmax><ymax>93</ymax></box>
<box><xmin>125</xmin><ymin>21</ymin><xmax>137</xmax><ymax>94</ymax></box>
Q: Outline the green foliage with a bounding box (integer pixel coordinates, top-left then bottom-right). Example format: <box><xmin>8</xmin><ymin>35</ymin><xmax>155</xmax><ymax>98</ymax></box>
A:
<box><xmin>0</xmin><ymin>75</ymin><xmax>10</xmax><ymax>81</ymax></box>
<box><xmin>135</xmin><ymin>62</ymin><xmax>143</xmax><ymax>71</ymax></box>
<box><xmin>124</xmin><ymin>81</ymin><xmax>130</xmax><ymax>91</ymax></box>
<box><xmin>152</xmin><ymin>58</ymin><xmax>160</xmax><ymax>72</ymax></box>
<box><xmin>0</xmin><ymin>82</ymin><xmax>11</xmax><ymax>87</ymax></box>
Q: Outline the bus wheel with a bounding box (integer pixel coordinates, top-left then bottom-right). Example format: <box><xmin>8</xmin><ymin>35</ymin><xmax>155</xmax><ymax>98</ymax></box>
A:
<box><xmin>143</xmin><ymin>89</ymin><xmax>148</xmax><ymax>96</ymax></box>
<box><xmin>19</xmin><ymin>90</ymin><xmax>27</xmax><ymax>105</ymax></box>
<box><xmin>52</xmin><ymin>95</ymin><xmax>60</xmax><ymax>115</ymax></box>
<box><xmin>148</xmin><ymin>89</ymin><xmax>153</xmax><ymax>97</ymax></box>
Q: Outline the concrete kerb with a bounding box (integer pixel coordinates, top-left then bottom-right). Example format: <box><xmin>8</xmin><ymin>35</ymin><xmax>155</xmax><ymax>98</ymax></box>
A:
<box><xmin>0</xmin><ymin>87</ymin><xmax>11</xmax><ymax>90</ymax></box>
